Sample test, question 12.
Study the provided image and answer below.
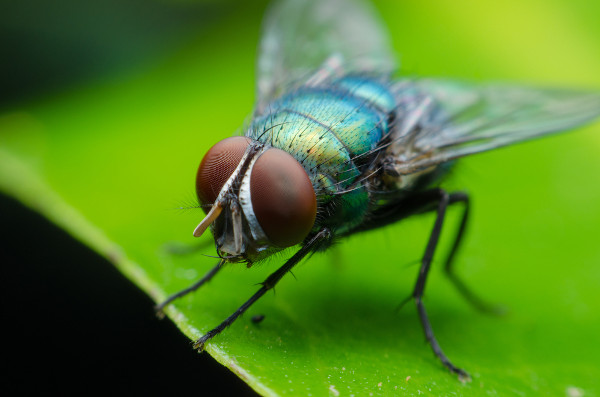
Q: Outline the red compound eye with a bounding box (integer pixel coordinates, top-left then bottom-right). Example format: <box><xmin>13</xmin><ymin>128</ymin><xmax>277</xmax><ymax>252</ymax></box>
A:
<box><xmin>196</xmin><ymin>136</ymin><xmax>250</xmax><ymax>212</ymax></box>
<box><xmin>250</xmin><ymin>148</ymin><xmax>317</xmax><ymax>247</ymax></box>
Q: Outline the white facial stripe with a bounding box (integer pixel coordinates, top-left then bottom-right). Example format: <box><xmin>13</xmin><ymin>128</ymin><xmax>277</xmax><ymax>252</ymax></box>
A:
<box><xmin>238</xmin><ymin>148</ymin><xmax>268</xmax><ymax>242</ymax></box>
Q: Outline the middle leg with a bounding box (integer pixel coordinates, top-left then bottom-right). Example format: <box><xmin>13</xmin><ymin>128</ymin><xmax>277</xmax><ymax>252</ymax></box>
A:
<box><xmin>411</xmin><ymin>188</ymin><xmax>470</xmax><ymax>379</ymax></box>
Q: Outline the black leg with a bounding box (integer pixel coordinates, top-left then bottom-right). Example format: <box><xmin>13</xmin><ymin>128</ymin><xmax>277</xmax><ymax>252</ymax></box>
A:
<box><xmin>442</xmin><ymin>194</ymin><xmax>504</xmax><ymax>315</ymax></box>
<box><xmin>155</xmin><ymin>259</ymin><xmax>224</xmax><ymax>317</ymax></box>
<box><xmin>194</xmin><ymin>228</ymin><xmax>331</xmax><ymax>351</ymax></box>
<box><xmin>412</xmin><ymin>188</ymin><xmax>470</xmax><ymax>380</ymax></box>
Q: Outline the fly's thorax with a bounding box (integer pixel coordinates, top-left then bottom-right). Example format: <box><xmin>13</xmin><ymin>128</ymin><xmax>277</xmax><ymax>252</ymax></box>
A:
<box><xmin>249</xmin><ymin>78</ymin><xmax>396</xmax><ymax>233</ymax></box>
<box><xmin>194</xmin><ymin>136</ymin><xmax>317</xmax><ymax>263</ymax></box>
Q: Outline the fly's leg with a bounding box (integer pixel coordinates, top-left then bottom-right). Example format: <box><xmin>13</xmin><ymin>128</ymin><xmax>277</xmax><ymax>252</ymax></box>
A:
<box><xmin>412</xmin><ymin>188</ymin><xmax>470</xmax><ymax>380</ymax></box>
<box><xmin>443</xmin><ymin>194</ymin><xmax>504</xmax><ymax>315</ymax></box>
<box><xmin>194</xmin><ymin>228</ymin><xmax>331</xmax><ymax>351</ymax></box>
<box><xmin>155</xmin><ymin>259</ymin><xmax>224</xmax><ymax>317</ymax></box>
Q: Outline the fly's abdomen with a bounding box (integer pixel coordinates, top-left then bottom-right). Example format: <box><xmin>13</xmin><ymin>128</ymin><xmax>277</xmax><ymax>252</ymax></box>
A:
<box><xmin>249</xmin><ymin>76</ymin><xmax>395</xmax><ymax>232</ymax></box>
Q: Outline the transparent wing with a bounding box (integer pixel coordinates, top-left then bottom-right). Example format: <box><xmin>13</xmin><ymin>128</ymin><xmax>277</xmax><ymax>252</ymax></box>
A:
<box><xmin>256</xmin><ymin>0</ymin><xmax>396</xmax><ymax>111</ymax></box>
<box><xmin>390</xmin><ymin>79</ymin><xmax>600</xmax><ymax>174</ymax></box>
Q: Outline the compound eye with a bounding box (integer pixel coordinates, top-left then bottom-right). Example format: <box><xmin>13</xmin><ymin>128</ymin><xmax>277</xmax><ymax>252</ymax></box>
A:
<box><xmin>250</xmin><ymin>148</ymin><xmax>317</xmax><ymax>247</ymax></box>
<box><xmin>196</xmin><ymin>136</ymin><xmax>250</xmax><ymax>211</ymax></box>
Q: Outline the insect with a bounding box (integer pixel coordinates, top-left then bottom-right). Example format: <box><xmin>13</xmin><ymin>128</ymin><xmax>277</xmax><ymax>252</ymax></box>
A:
<box><xmin>156</xmin><ymin>0</ymin><xmax>600</xmax><ymax>379</ymax></box>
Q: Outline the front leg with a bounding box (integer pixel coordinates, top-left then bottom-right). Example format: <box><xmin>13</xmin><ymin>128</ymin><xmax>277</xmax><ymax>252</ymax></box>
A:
<box><xmin>155</xmin><ymin>259</ymin><xmax>224</xmax><ymax>317</ymax></box>
<box><xmin>194</xmin><ymin>228</ymin><xmax>331</xmax><ymax>351</ymax></box>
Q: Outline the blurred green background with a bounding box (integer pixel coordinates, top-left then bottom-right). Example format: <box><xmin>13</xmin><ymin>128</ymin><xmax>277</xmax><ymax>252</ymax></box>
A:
<box><xmin>1</xmin><ymin>0</ymin><xmax>599</xmax><ymax>396</ymax></box>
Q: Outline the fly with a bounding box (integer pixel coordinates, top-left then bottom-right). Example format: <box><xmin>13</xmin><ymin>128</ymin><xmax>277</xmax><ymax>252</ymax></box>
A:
<box><xmin>156</xmin><ymin>0</ymin><xmax>600</xmax><ymax>379</ymax></box>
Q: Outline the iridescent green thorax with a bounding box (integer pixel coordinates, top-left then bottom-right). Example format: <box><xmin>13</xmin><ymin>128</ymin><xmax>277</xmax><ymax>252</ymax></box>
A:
<box><xmin>248</xmin><ymin>76</ymin><xmax>396</xmax><ymax>233</ymax></box>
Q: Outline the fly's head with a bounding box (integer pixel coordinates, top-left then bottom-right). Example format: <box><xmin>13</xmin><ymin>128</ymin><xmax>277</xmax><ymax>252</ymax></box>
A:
<box><xmin>193</xmin><ymin>136</ymin><xmax>317</xmax><ymax>264</ymax></box>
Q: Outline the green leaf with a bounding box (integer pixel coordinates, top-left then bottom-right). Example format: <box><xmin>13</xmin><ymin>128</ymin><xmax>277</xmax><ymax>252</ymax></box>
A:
<box><xmin>2</xmin><ymin>0</ymin><xmax>600</xmax><ymax>395</ymax></box>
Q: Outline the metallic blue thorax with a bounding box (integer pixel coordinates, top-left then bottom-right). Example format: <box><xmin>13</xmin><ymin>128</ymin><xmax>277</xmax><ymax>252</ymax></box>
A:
<box><xmin>248</xmin><ymin>76</ymin><xmax>397</xmax><ymax>234</ymax></box>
